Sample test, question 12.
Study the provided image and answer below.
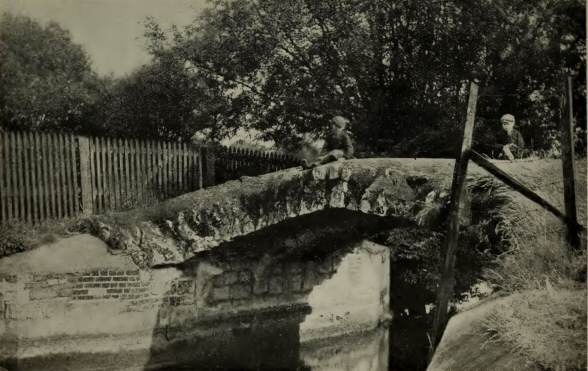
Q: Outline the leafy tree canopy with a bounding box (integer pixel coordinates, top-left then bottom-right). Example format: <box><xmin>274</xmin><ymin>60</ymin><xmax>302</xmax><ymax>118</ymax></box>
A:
<box><xmin>0</xmin><ymin>13</ymin><xmax>103</xmax><ymax>133</ymax></box>
<box><xmin>145</xmin><ymin>0</ymin><xmax>585</xmax><ymax>156</ymax></box>
<box><xmin>94</xmin><ymin>49</ymin><xmax>235</xmax><ymax>142</ymax></box>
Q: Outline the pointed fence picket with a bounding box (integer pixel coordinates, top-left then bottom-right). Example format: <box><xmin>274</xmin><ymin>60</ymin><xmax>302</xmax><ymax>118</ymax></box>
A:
<box><xmin>0</xmin><ymin>131</ymin><xmax>296</xmax><ymax>224</ymax></box>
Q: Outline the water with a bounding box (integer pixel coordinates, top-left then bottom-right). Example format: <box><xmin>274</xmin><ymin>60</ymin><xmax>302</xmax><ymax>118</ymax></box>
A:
<box><xmin>149</xmin><ymin>240</ymin><xmax>392</xmax><ymax>371</ymax></box>
<box><xmin>141</xmin><ymin>218</ymin><xmax>431</xmax><ymax>371</ymax></box>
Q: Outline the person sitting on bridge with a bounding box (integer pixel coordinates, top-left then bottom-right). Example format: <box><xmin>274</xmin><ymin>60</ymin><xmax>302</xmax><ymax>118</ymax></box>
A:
<box><xmin>492</xmin><ymin>113</ymin><xmax>526</xmax><ymax>161</ymax></box>
<box><xmin>302</xmin><ymin>115</ymin><xmax>354</xmax><ymax>169</ymax></box>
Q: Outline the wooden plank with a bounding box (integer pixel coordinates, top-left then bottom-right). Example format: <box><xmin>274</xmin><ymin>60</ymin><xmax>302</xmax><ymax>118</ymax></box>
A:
<box><xmin>63</xmin><ymin>134</ymin><xmax>72</xmax><ymax>218</ymax></box>
<box><xmin>85</xmin><ymin>136</ymin><xmax>93</xmax><ymax>215</ymax></box>
<box><xmin>78</xmin><ymin>136</ymin><xmax>94</xmax><ymax>216</ymax></box>
<box><xmin>0</xmin><ymin>132</ymin><xmax>5</xmax><ymax>223</ymax></box>
<box><xmin>54</xmin><ymin>134</ymin><xmax>64</xmax><ymax>219</ymax></box>
<box><xmin>126</xmin><ymin>139</ymin><xmax>133</xmax><ymax>205</ymax></box>
<box><xmin>151</xmin><ymin>140</ymin><xmax>157</xmax><ymax>201</ymax></box>
<box><xmin>107</xmin><ymin>138</ymin><xmax>119</xmax><ymax>210</ymax></box>
<box><xmin>149</xmin><ymin>140</ymin><xmax>155</xmax><ymax>201</ymax></box>
<box><xmin>156</xmin><ymin>140</ymin><xmax>162</xmax><ymax>198</ymax></box>
<box><xmin>106</xmin><ymin>137</ymin><xmax>114</xmax><ymax>210</ymax></box>
<box><xmin>203</xmin><ymin>145</ymin><xmax>215</xmax><ymax>187</ymax></box>
<box><xmin>15</xmin><ymin>132</ymin><xmax>26</xmax><ymax>220</ymax></box>
<box><xmin>561</xmin><ymin>75</ymin><xmax>581</xmax><ymax>248</ymax></box>
<box><xmin>179</xmin><ymin>142</ymin><xmax>185</xmax><ymax>193</ymax></box>
<box><xmin>98</xmin><ymin>137</ymin><xmax>106</xmax><ymax>212</ymax></box>
<box><xmin>11</xmin><ymin>132</ymin><xmax>20</xmax><ymax>220</ymax></box>
<box><xmin>162</xmin><ymin>141</ymin><xmax>169</xmax><ymax>197</ymax></box>
<box><xmin>164</xmin><ymin>141</ymin><xmax>169</xmax><ymax>195</ymax></box>
<box><xmin>171</xmin><ymin>141</ymin><xmax>177</xmax><ymax>197</ymax></box>
<box><xmin>145</xmin><ymin>140</ymin><xmax>152</xmax><ymax>202</ymax></box>
<box><xmin>32</xmin><ymin>132</ymin><xmax>42</xmax><ymax>222</ymax></box>
<box><xmin>185</xmin><ymin>143</ymin><xmax>192</xmax><ymax>190</ymax></box>
<box><xmin>27</xmin><ymin>132</ymin><xmax>36</xmax><ymax>223</ymax></box>
<box><xmin>132</xmin><ymin>139</ymin><xmax>141</xmax><ymax>205</ymax></box>
<box><xmin>175</xmin><ymin>142</ymin><xmax>181</xmax><ymax>194</ymax></box>
<box><xmin>49</xmin><ymin>133</ymin><xmax>59</xmax><ymax>219</ymax></box>
<box><xmin>97</xmin><ymin>136</ymin><xmax>104</xmax><ymax>213</ymax></box>
<box><xmin>38</xmin><ymin>133</ymin><xmax>49</xmax><ymax>220</ymax></box>
<box><xmin>138</xmin><ymin>139</ymin><xmax>146</xmax><ymax>203</ymax></box>
<box><xmin>430</xmin><ymin>81</ymin><xmax>479</xmax><ymax>356</ymax></box>
<box><xmin>22</xmin><ymin>132</ymin><xmax>32</xmax><ymax>223</ymax></box>
<box><xmin>6</xmin><ymin>132</ymin><xmax>15</xmax><ymax>221</ymax></box>
<box><xmin>62</xmin><ymin>134</ymin><xmax>70</xmax><ymax>218</ymax></box>
<box><xmin>197</xmin><ymin>146</ymin><xmax>203</xmax><ymax>189</ymax></box>
<box><xmin>111</xmin><ymin>138</ymin><xmax>120</xmax><ymax>210</ymax></box>
<box><xmin>122</xmin><ymin>138</ymin><xmax>129</xmax><ymax>207</ymax></box>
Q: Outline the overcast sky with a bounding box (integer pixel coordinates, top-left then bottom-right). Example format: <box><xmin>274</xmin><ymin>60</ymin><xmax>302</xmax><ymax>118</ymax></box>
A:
<box><xmin>0</xmin><ymin>0</ymin><xmax>207</xmax><ymax>76</ymax></box>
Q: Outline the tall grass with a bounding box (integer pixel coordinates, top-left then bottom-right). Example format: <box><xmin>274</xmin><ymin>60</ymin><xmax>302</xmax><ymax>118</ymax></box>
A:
<box><xmin>476</xmin><ymin>165</ymin><xmax>587</xmax><ymax>370</ymax></box>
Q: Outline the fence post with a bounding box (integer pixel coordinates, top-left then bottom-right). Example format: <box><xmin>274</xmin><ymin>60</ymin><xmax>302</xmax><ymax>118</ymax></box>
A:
<box><xmin>78</xmin><ymin>136</ymin><xmax>94</xmax><ymax>216</ymax></box>
<box><xmin>429</xmin><ymin>80</ymin><xmax>479</xmax><ymax>360</ymax></box>
<box><xmin>561</xmin><ymin>74</ymin><xmax>580</xmax><ymax>249</ymax></box>
<box><xmin>202</xmin><ymin>145</ymin><xmax>216</xmax><ymax>187</ymax></box>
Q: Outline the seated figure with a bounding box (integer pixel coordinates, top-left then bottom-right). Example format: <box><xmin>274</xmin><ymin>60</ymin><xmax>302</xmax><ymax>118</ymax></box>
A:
<box><xmin>492</xmin><ymin>113</ymin><xmax>526</xmax><ymax>161</ymax></box>
<box><xmin>301</xmin><ymin>115</ymin><xmax>354</xmax><ymax>169</ymax></box>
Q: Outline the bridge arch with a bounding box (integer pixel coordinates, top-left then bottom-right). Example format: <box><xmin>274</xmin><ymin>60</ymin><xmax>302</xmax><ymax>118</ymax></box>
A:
<box><xmin>90</xmin><ymin>159</ymin><xmax>458</xmax><ymax>268</ymax></box>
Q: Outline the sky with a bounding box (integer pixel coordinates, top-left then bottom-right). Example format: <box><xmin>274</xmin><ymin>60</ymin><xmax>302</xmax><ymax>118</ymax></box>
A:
<box><xmin>0</xmin><ymin>0</ymin><xmax>208</xmax><ymax>76</ymax></box>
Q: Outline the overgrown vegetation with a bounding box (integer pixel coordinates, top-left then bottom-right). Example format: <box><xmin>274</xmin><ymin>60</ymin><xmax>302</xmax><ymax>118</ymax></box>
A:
<box><xmin>478</xmin><ymin>169</ymin><xmax>587</xmax><ymax>369</ymax></box>
<box><xmin>483</xmin><ymin>287</ymin><xmax>587</xmax><ymax>370</ymax></box>
<box><xmin>373</xmin><ymin>163</ymin><xmax>587</xmax><ymax>370</ymax></box>
<box><xmin>0</xmin><ymin>219</ymin><xmax>81</xmax><ymax>258</ymax></box>
<box><xmin>1</xmin><ymin>2</ymin><xmax>586</xmax><ymax>156</ymax></box>
<box><xmin>143</xmin><ymin>0</ymin><xmax>586</xmax><ymax>156</ymax></box>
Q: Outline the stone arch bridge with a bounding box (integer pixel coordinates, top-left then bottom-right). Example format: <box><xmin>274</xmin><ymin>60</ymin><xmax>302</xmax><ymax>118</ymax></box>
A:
<box><xmin>88</xmin><ymin>158</ymin><xmax>572</xmax><ymax>269</ymax></box>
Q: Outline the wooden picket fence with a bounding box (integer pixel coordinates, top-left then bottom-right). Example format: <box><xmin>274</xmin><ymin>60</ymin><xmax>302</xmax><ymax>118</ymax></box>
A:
<box><xmin>80</xmin><ymin>137</ymin><xmax>212</xmax><ymax>215</ymax></box>
<box><xmin>0</xmin><ymin>131</ymin><xmax>79</xmax><ymax>224</ymax></box>
<box><xmin>0</xmin><ymin>131</ymin><xmax>297</xmax><ymax>225</ymax></box>
<box><xmin>214</xmin><ymin>145</ymin><xmax>299</xmax><ymax>183</ymax></box>
<box><xmin>0</xmin><ymin>131</ymin><xmax>215</xmax><ymax>224</ymax></box>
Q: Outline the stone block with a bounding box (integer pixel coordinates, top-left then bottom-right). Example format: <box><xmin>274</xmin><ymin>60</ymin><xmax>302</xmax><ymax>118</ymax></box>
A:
<box><xmin>238</xmin><ymin>271</ymin><xmax>252</xmax><ymax>283</ymax></box>
<box><xmin>29</xmin><ymin>287</ymin><xmax>58</xmax><ymax>300</ymax></box>
<box><xmin>289</xmin><ymin>275</ymin><xmax>303</xmax><ymax>292</ymax></box>
<box><xmin>212</xmin><ymin>286</ymin><xmax>230</xmax><ymax>301</ymax></box>
<box><xmin>57</xmin><ymin>287</ymin><xmax>73</xmax><ymax>297</ymax></box>
<box><xmin>253</xmin><ymin>281</ymin><xmax>268</xmax><ymax>295</ymax></box>
<box><xmin>230</xmin><ymin>284</ymin><xmax>251</xmax><ymax>300</ymax></box>
<box><xmin>269</xmin><ymin>277</ymin><xmax>283</xmax><ymax>295</ymax></box>
<box><xmin>288</xmin><ymin>264</ymin><xmax>302</xmax><ymax>275</ymax></box>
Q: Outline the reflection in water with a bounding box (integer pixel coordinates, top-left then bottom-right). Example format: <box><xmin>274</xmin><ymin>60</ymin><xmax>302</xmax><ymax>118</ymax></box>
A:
<box><xmin>145</xmin><ymin>236</ymin><xmax>391</xmax><ymax>370</ymax></box>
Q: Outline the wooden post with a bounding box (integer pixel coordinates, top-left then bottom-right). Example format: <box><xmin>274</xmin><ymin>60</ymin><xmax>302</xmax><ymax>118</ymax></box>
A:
<box><xmin>429</xmin><ymin>81</ymin><xmax>479</xmax><ymax>359</ymax></box>
<box><xmin>78</xmin><ymin>136</ymin><xmax>94</xmax><ymax>216</ymax></box>
<box><xmin>561</xmin><ymin>75</ymin><xmax>580</xmax><ymax>249</ymax></box>
<box><xmin>202</xmin><ymin>145</ymin><xmax>216</xmax><ymax>187</ymax></box>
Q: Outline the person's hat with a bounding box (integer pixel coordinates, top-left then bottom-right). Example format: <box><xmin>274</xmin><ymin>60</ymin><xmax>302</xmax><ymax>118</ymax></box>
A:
<box><xmin>331</xmin><ymin>115</ymin><xmax>349</xmax><ymax>128</ymax></box>
<box><xmin>500</xmin><ymin>114</ymin><xmax>515</xmax><ymax>124</ymax></box>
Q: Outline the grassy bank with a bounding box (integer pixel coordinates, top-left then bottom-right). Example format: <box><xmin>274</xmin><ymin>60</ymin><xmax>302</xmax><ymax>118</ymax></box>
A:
<box><xmin>479</xmin><ymin>160</ymin><xmax>587</xmax><ymax>370</ymax></box>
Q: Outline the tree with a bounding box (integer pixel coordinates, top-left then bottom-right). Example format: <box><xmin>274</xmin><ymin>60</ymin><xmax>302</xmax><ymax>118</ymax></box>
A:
<box><xmin>93</xmin><ymin>50</ymin><xmax>234</xmax><ymax>142</ymax></box>
<box><xmin>145</xmin><ymin>0</ymin><xmax>585</xmax><ymax>156</ymax></box>
<box><xmin>0</xmin><ymin>13</ymin><xmax>103</xmax><ymax>133</ymax></box>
